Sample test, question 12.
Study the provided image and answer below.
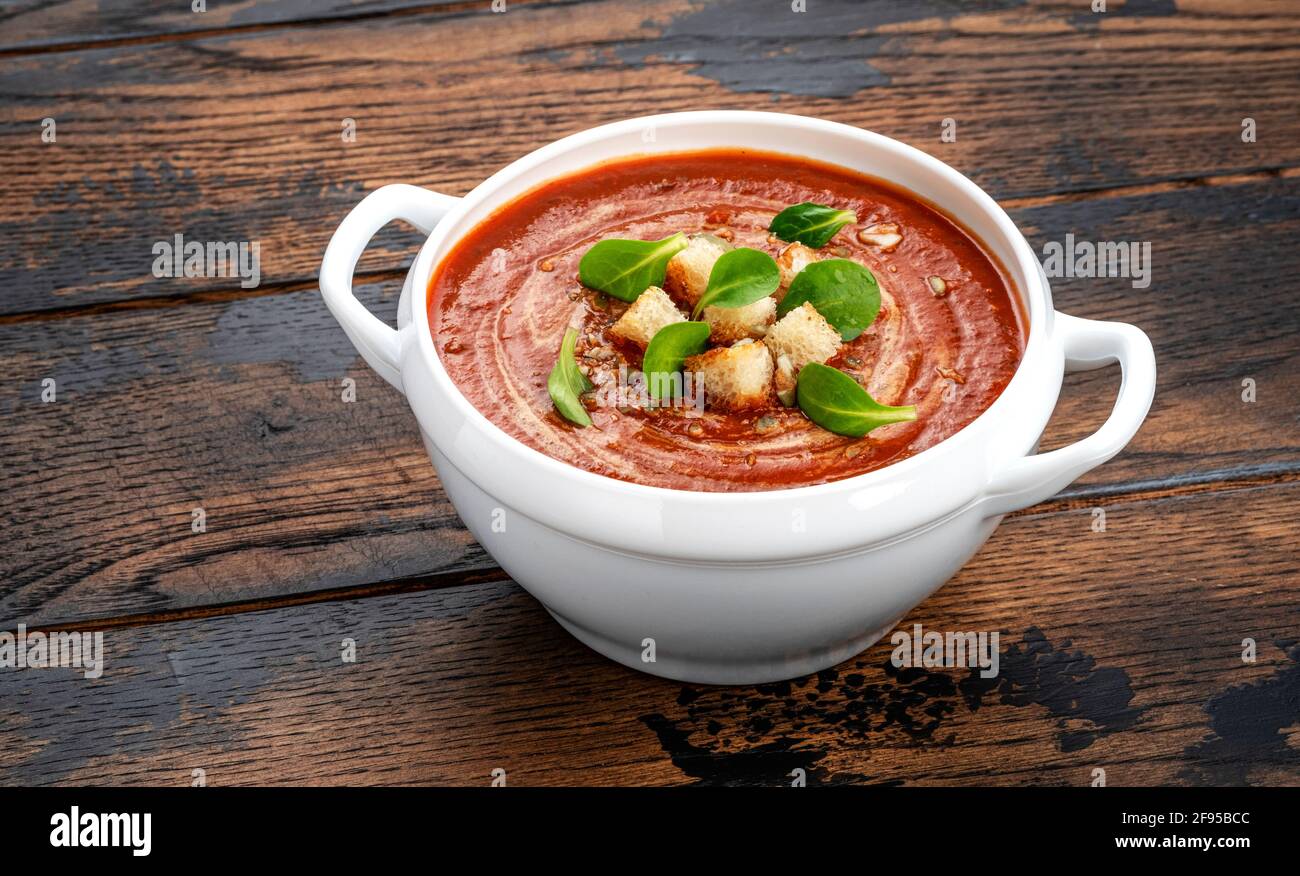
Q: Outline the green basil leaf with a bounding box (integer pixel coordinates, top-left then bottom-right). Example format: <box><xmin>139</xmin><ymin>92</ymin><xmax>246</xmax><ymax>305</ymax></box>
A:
<box><xmin>578</xmin><ymin>233</ymin><xmax>688</xmax><ymax>302</ymax></box>
<box><xmin>547</xmin><ymin>327</ymin><xmax>594</xmax><ymax>427</ymax></box>
<box><xmin>777</xmin><ymin>259</ymin><xmax>881</xmax><ymax>341</ymax></box>
<box><xmin>796</xmin><ymin>363</ymin><xmax>916</xmax><ymax>437</ymax></box>
<box><xmin>642</xmin><ymin>321</ymin><xmax>711</xmax><ymax>400</ymax></box>
<box><xmin>691</xmin><ymin>247</ymin><xmax>780</xmax><ymax>318</ymax></box>
<box><xmin>769</xmin><ymin>202</ymin><xmax>857</xmax><ymax>248</ymax></box>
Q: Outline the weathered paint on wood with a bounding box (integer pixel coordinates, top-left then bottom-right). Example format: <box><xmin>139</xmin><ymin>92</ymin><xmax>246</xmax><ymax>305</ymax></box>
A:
<box><xmin>1</xmin><ymin>484</ymin><xmax>1294</xmax><ymax>786</ymax></box>
<box><xmin>1</xmin><ymin>0</ymin><xmax>1296</xmax><ymax>312</ymax></box>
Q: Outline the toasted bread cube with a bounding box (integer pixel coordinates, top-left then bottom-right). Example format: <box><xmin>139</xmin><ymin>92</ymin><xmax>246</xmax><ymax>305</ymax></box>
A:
<box><xmin>776</xmin><ymin>242</ymin><xmax>820</xmax><ymax>299</ymax></box>
<box><xmin>765</xmin><ymin>302</ymin><xmax>842</xmax><ymax>374</ymax></box>
<box><xmin>703</xmin><ymin>296</ymin><xmax>777</xmax><ymax>343</ymax></box>
<box><xmin>685</xmin><ymin>339</ymin><xmax>774</xmax><ymax>412</ymax></box>
<box><xmin>609</xmin><ymin>285</ymin><xmax>685</xmax><ymax>348</ymax></box>
<box><xmin>664</xmin><ymin>234</ymin><xmax>731</xmax><ymax>309</ymax></box>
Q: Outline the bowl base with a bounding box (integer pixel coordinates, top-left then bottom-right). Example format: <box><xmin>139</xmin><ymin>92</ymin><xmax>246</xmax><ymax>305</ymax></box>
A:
<box><xmin>545</xmin><ymin>606</ymin><xmax>901</xmax><ymax>686</ymax></box>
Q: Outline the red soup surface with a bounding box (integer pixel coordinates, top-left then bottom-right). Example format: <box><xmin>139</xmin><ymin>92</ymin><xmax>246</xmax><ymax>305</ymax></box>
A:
<box><xmin>428</xmin><ymin>149</ymin><xmax>1025</xmax><ymax>492</ymax></box>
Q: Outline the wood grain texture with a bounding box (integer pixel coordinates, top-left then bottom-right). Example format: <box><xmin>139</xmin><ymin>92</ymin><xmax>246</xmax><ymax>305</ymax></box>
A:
<box><xmin>0</xmin><ymin>278</ymin><xmax>490</xmax><ymax>625</ymax></box>
<box><xmin>2</xmin><ymin>0</ymin><xmax>1298</xmax><ymax>789</ymax></box>
<box><xmin>2</xmin><ymin>177</ymin><xmax>1295</xmax><ymax>628</ymax></box>
<box><xmin>0</xmin><ymin>1</ymin><xmax>468</xmax><ymax>52</ymax></box>
<box><xmin>2</xmin><ymin>483</ymin><xmax>1295</xmax><ymax>787</ymax></box>
<box><xmin>1</xmin><ymin>0</ymin><xmax>1297</xmax><ymax>313</ymax></box>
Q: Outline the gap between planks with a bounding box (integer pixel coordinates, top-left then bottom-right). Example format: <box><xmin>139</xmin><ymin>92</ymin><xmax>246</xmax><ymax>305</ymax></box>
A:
<box><xmin>997</xmin><ymin>164</ymin><xmax>1300</xmax><ymax>209</ymax></box>
<box><xmin>1</xmin><ymin>165</ymin><xmax>1296</xmax><ymax>328</ymax></box>
<box><xmin>7</xmin><ymin>475</ymin><xmax>1295</xmax><ymax>637</ymax></box>
<box><xmin>15</xmin><ymin>567</ymin><xmax>512</xmax><ymax>636</ymax></box>
<box><xmin>0</xmin><ymin>269</ymin><xmax>408</xmax><ymax>326</ymax></box>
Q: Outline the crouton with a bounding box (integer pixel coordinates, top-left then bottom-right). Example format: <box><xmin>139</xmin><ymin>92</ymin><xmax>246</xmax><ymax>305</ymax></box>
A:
<box><xmin>765</xmin><ymin>302</ymin><xmax>842</xmax><ymax>374</ymax></box>
<box><xmin>609</xmin><ymin>285</ymin><xmax>685</xmax><ymax>348</ymax></box>
<box><xmin>703</xmin><ymin>296</ymin><xmax>777</xmax><ymax>343</ymax></box>
<box><xmin>684</xmin><ymin>339</ymin><xmax>774</xmax><ymax>412</ymax></box>
<box><xmin>663</xmin><ymin>233</ymin><xmax>731</xmax><ymax>309</ymax></box>
<box><xmin>775</xmin><ymin>242</ymin><xmax>819</xmax><ymax>299</ymax></box>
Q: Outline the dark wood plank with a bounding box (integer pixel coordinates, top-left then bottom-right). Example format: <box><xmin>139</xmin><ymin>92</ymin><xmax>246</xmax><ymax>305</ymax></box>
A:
<box><xmin>3</xmin><ymin>483</ymin><xmax>1295</xmax><ymax>786</ymax></box>
<box><xmin>1</xmin><ymin>0</ymin><xmax>1297</xmax><ymax>313</ymax></box>
<box><xmin>0</xmin><ymin>1</ymin><xmax>460</xmax><ymax>52</ymax></box>
<box><xmin>0</xmin><ymin>278</ymin><xmax>493</xmax><ymax>624</ymax></box>
<box><xmin>2</xmin><ymin>177</ymin><xmax>1297</xmax><ymax>627</ymax></box>
<box><xmin>1019</xmin><ymin>174</ymin><xmax>1300</xmax><ymax>493</ymax></box>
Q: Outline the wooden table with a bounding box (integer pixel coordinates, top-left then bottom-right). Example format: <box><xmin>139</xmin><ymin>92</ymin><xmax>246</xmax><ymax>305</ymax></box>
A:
<box><xmin>1</xmin><ymin>0</ymin><xmax>1297</xmax><ymax>787</ymax></box>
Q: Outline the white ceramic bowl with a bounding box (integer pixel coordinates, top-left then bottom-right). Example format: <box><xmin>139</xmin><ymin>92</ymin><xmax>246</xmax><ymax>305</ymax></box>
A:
<box><xmin>319</xmin><ymin>111</ymin><xmax>1155</xmax><ymax>684</ymax></box>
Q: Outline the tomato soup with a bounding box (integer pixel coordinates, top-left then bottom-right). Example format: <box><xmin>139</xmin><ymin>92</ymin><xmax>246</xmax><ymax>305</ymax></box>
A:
<box><xmin>428</xmin><ymin>150</ymin><xmax>1025</xmax><ymax>492</ymax></box>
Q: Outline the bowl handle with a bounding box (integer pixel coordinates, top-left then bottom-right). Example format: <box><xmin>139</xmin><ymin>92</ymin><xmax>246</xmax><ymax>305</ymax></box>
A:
<box><xmin>980</xmin><ymin>311</ymin><xmax>1156</xmax><ymax>516</ymax></box>
<box><xmin>319</xmin><ymin>184</ymin><xmax>459</xmax><ymax>393</ymax></box>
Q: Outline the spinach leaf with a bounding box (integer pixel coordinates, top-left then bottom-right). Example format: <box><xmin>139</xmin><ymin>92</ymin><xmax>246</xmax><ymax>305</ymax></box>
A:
<box><xmin>643</xmin><ymin>321</ymin><xmax>711</xmax><ymax>400</ymax></box>
<box><xmin>796</xmin><ymin>363</ymin><xmax>916</xmax><ymax>437</ymax></box>
<box><xmin>578</xmin><ymin>233</ymin><xmax>688</xmax><ymax>302</ymax></box>
<box><xmin>692</xmin><ymin>247</ymin><xmax>780</xmax><ymax>318</ymax></box>
<box><xmin>547</xmin><ymin>327</ymin><xmax>594</xmax><ymax>426</ymax></box>
<box><xmin>769</xmin><ymin>202</ymin><xmax>857</xmax><ymax>248</ymax></box>
<box><xmin>778</xmin><ymin>259</ymin><xmax>881</xmax><ymax>341</ymax></box>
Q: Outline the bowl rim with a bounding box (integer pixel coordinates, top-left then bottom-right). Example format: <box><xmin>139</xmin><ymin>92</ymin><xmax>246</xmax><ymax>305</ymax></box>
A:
<box><xmin>407</xmin><ymin>110</ymin><xmax>1051</xmax><ymax>505</ymax></box>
